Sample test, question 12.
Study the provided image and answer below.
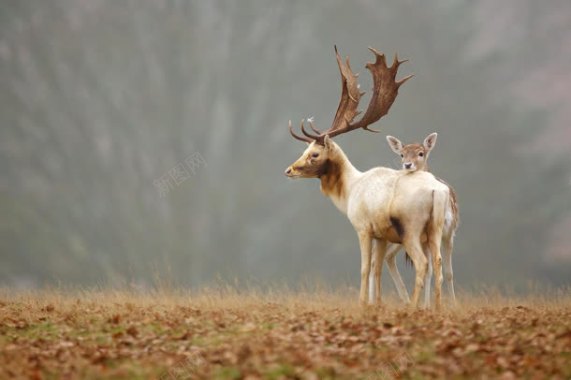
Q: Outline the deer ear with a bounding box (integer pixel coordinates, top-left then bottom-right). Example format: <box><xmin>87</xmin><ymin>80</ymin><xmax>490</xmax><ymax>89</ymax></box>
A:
<box><xmin>386</xmin><ymin>135</ymin><xmax>403</xmax><ymax>154</ymax></box>
<box><xmin>423</xmin><ymin>132</ymin><xmax>438</xmax><ymax>152</ymax></box>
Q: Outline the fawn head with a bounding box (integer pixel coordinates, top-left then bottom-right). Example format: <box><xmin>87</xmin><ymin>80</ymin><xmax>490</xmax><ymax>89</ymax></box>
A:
<box><xmin>386</xmin><ymin>133</ymin><xmax>437</xmax><ymax>172</ymax></box>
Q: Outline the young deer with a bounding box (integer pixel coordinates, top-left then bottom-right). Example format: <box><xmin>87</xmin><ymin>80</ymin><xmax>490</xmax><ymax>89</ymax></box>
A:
<box><xmin>370</xmin><ymin>133</ymin><xmax>459</xmax><ymax>306</ymax></box>
<box><xmin>285</xmin><ymin>46</ymin><xmax>450</xmax><ymax>309</ymax></box>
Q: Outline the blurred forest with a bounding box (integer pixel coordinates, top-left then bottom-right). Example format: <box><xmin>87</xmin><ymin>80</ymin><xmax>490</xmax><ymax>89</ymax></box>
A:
<box><xmin>1</xmin><ymin>0</ymin><xmax>570</xmax><ymax>291</ymax></box>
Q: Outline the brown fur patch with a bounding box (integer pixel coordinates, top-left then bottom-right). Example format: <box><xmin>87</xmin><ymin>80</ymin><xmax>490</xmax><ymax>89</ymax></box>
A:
<box><xmin>319</xmin><ymin>159</ymin><xmax>345</xmax><ymax>199</ymax></box>
<box><xmin>390</xmin><ymin>217</ymin><xmax>405</xmax><ymax>239</ymax></box>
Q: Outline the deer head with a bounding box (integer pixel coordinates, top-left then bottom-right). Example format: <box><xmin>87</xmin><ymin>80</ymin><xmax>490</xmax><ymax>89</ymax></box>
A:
<box><xmin>284</xmin><ymin>131</ymin><xmax>335</xmax><ymax>179</ymax></box>
<box><xmin>285</xmin><ymin>46</ymin><xmax>413</xmax><ymax>178</ymax></box>
<box><xmin>386</xmin><ymin>132</ymin><xmax>438</xmax><ymax>172</ymax></box>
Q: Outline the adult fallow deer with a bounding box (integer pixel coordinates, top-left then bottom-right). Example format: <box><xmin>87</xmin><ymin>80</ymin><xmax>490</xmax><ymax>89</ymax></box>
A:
<box><xmin>369</xmin><ymin>133</ymin><xmax>459</xmax><ymax>307</ymax></box>
<box><xmin>284</xmin><ymin>46</ymin><xmax>450</xmax><ymax>309</ymax></box>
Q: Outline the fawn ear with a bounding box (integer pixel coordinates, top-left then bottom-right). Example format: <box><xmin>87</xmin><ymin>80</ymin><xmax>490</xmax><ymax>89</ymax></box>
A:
<box><xmin>386</xmin><ymin>135</ymin><xmax>403</xmax><ymax>155</ymax></box>
<box><xmin>423</xmin><ymin>132</ymin><xmax>438</xmax><ymax>152</ymax></box>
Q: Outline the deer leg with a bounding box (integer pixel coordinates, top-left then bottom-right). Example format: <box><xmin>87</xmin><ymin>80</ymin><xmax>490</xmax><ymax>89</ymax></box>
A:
<box><xmin>403</xmin><ymin>238</ymin><xmax>427</xmax><ymax>308</ymax></box>
<box><xmin>443</xmin><ymin>234</ymin><xmax>456</xmax><ymax>305</ymax></box>
<box><xmin>358</xmin><ymin>232</ymin><xmax>373</xmax><ymax>307</ymax></box>
<box><xmin>429</xmin><ymin>190</ymin><xmax>447</xmax><ymax>311</ymax></box>
<box><xmin>385</xmin><ymin>244</ymin><xmax>410</xmax><ymax>303</ymax></box>
<box><xmin>372</xmin><ymin>239</ymin><xmax>387</xmax><ymax>305</ymax></box>
<box><xmin>423</xmin><ymin>244</ymin><xmax>433</xmax><ymax>309</ymax></box>
<box><xmin>369</xmin><ymin>240</ymin><xmax>377</xmax><ymax>304</ymax></box>
<box><xmin>429</xmin><ymin>237</ymin><xmax>443</xmax><ymax>311</ymax></box>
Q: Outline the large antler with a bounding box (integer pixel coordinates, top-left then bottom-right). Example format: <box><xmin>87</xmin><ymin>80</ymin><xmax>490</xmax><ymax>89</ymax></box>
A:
<box><xmin>289</xmin><ymin>46</ymin><xmax>413</xmax><ymax>144</ymax></box>
<box><xmin>329</xmin><ymin>46</ymin><xmax>363</xmax><ymax>136</ymax></box>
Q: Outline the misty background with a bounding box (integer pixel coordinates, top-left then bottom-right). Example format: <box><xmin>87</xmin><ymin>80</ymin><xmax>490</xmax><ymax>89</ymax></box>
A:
<box><xmin>1</xmin><ymin>1</ymin><xmax>570</xmax><ymax>292</ymax></box>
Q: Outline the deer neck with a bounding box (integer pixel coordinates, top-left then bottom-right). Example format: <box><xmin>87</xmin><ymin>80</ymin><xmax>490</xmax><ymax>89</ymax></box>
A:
<box><xmin>318</xmin><ymin>147</ymin><xmax>360</xmax><ymax>214</ymax></box>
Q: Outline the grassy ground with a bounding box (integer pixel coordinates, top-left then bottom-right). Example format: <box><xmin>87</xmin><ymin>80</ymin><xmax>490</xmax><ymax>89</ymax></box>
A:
<box><xmin>1</xmin><ymin>287</ymin><xmax>570</xmax><ymax>379</ymax></box>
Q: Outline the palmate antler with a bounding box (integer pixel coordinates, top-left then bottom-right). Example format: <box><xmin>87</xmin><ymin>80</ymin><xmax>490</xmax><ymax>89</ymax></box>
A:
<box><xmin>289</xmin><ymin>46</ymin><xmax>413</xmax><ymax>144</ymax></box>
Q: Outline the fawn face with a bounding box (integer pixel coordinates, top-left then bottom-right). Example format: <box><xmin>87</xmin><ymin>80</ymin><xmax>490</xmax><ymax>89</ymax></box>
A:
<box><xmin>386</xmin><ymin>133</ymin><xmax>438</xmax><ymax>172</ymax></box>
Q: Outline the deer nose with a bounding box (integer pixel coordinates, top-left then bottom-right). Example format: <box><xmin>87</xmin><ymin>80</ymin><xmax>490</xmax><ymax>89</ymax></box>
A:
<box><xmin>285</xmin><ymin>167</ymin><xmax>292</xmax><ymax>175</ymax></box>
<box><xmin>404</xmin><ymin>163</ymin><xmax>412</xmax><ymax>169</ymax></box>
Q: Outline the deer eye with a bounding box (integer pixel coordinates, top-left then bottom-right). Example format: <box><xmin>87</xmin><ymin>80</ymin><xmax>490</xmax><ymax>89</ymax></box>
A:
<box><xmin>311</xmin><ymin>152</ymin><xmax>319</xmax><ymax>158</ymax></box>
<box><xmin>400</xmin><ymin>154</ymin><xmax>404</xmax><ymax>158</ymax></box>
<box><xmin>418</xmin><ymin>152</ymin><xmax>424</xmax><ymax>157</ymax></box>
